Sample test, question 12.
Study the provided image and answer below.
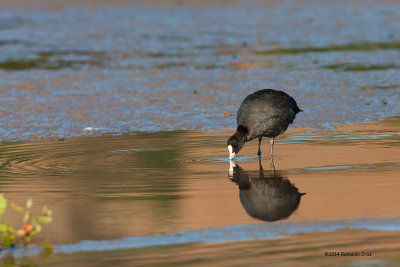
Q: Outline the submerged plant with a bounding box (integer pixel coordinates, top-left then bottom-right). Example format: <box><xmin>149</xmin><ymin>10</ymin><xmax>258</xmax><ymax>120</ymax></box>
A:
<box><xmin>0</xmin><ymin>194</ymin><xmax>53</xmax><ymax>250</ymax></box>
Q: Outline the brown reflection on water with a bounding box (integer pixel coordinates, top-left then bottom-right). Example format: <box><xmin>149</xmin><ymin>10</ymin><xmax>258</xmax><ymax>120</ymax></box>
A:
<box><xmin>0</xmin><ymin>131</ymin><xmax>187</xmax><ymax>243</ymax></box>
<box><xmin>0</xmin><ymin>118</ymin><xmax>399</xmax><ymax>244</ymax></box>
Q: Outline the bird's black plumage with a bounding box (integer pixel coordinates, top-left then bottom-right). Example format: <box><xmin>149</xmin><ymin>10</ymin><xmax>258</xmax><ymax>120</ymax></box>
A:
<box><xmin>227</xmin><ymin>89</ymin><xmax>302</xmax><ymax>158</ymax></box>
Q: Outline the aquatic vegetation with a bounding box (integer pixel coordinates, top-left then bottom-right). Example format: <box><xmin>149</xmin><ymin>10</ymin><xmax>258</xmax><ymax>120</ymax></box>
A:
<box><xmin>0</xmin><ymin>57</ymin><xmax>54</xmax><ymax>71</ymax></box>
<box><xmin>360</xmin><ymin>85</ymin><xmax>398</xmax><ymax>90</ymax></box>
<box><xmin>0</xmin><ymin>194</ymin><xmax>53</xmax><ymax>250</ymax></box>
<box><xmin>0</xmin><ymin>51</ymin><xmax>106</xmax><ymax>71</ymax></box>
<box><xmin>322</xmin><ymin>63</ymin><xmax>398</xmax><ymax>72</ymax></box>
<box><xmin>253</xmin><ymin>41</ymin><xmax>400</xmax><ymax>55</ymax></box>
<box><xmin>154</xmin><ymin>62</ymin><xmax>188</xmax><ymax>69</ymax></box>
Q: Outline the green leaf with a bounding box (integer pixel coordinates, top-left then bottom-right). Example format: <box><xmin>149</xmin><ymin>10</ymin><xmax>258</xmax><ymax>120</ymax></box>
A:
<box><xmin>36</xmin><ymin>216</ymin><xmax>53</xmax><ymax>224</ymax></box>
<box><xmin>11</xmin><ymin>202</ymin><xmax>24</xmax><ymax>213</ymax></box>
<box><xmin>26</xmin><ymin>199</ymin><xmax>33</xmax><ymax>209</ymax></box>
<box><xmin>0</xmin><ymin>194</ymin><xmax>8</xmax><ymax>217</ymax></box>
<box><xmin>35</xmin><ymin>224</ymin><xmax>42</xmax><ymax>233</ymax></box>
<box><xmin>41</xmin><ymin>241</ymin><xmax>53</xmax><ymax>250</ymax></box>
<box><xmin>3</xmin><ymin>235</ymin><xmax>14</xmax><ymax>249</ymax></box>
<box><xmin>0</xmin><ymin>223</ymin><xmax>8</xmax><ymax>233</ymax></box>
<box><xmin>0</xmin><ymin>223</ymin><xmax>13</xmax><ymax>233</ymax></box>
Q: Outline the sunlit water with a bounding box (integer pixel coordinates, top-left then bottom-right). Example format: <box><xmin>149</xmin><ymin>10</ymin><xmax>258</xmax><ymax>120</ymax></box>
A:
<box><xmin>1</xmin><ymin>0</ymin><xmax>400</xmax><ymax>265</ymax></box>
<box><xmin>1</xmin><ymin>0</ymin><xmax>400</xmax><ymax>140</ymax></box>
<box><xmin>0</xmin><ymin>117</ymin><xmax>400</xmax><ymax>264</ymax></box>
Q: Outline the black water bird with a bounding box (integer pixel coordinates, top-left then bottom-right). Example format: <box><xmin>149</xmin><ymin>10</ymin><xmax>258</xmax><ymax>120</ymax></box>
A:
<box><xmin>227</xmin><ymin>89</ymin><xmax>302</xmax><ymax>159</ymax></box>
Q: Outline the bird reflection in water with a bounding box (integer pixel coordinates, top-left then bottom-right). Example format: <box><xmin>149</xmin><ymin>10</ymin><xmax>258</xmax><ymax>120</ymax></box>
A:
<box><xmin>229</xmin><ymin>158</ymin><xmax>305</xmax><ymax>222</ymax></box>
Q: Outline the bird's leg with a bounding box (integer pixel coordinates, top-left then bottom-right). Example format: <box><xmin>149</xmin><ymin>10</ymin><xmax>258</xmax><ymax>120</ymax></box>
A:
<box><xmin>270</xmin><ymin>156</ymin><xmax>275</xmax><ymax>174</ymax></box>
<box><xmin>269</xmin><ymin>138</ymin><xmax>275</xmax><ymax>157</ymax></box>
<box><xmin>258</xmin><ymin>154</ymin><xmax>264</xmax><ymax>174</ymax></box>
<box><xmin>257</xmin><ymin>136</ymin><xmax>262</xmax><ymax>156</ymax></box>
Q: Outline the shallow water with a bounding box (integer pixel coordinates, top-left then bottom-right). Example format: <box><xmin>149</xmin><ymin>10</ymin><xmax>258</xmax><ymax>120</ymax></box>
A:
<box><xmin>0</xmin><ymin>117</ymin><xmax>399</xmax><ymax>265</ymax></box>
<box><xmin>1</xmin><ymin>0</ymin><xmax>400</xmax><ymax>265</ymax></box>
<box><xmin>1</xmin><ymin>0</ymin><xmax>400</xmax><ymax>140</ymax></box>
<box><xmin>39</xmin><ymin>229</ymin><xmax>400</xmax><ymax>267</ymax></box>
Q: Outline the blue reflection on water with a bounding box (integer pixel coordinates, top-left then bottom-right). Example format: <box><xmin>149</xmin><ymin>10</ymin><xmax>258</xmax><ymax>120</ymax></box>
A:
<box><xmin>3</xmin><ymin>217</ymin><xmax>400</xmax><ymax>257</ymax></box>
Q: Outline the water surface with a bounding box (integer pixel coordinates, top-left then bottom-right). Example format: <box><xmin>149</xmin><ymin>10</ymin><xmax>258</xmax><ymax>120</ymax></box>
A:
<box><xmin>1</xmin><ymin>0</ymin><xmax>400</xmax><ymax>140</ymax></box>
<box><xmin>2</xmin><ymin>126</ymin><xmax>400</xmax><ymax>239</ymax></box>
<box><xmin>1</xmin><ymin>0</ymin><xmax>400</xmax><ymax>265</ymax></box>
<box><xmin>0</xmin><ymin>117</ymin><xmax>399</xmax><ymax>263</ymax></box>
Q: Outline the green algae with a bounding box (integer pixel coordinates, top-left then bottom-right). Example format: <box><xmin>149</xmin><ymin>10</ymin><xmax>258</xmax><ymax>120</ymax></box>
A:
<box><xmin>253</xmin><ymin>41</ymin><xmax>400</xmax><ymax>55</ymax></box>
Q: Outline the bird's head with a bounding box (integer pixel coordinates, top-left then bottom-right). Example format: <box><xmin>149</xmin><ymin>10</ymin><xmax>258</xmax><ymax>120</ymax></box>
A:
<box><xmin>227</xmin><ymin>134</ymin><xmax>245</xmax><ymax>159</ymax></box>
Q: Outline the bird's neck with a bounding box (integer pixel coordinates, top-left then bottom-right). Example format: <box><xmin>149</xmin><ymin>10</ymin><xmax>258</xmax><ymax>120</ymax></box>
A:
<box><xmin>236</xmin><ymin>125</ymin><xmax>248</xmax><ymax>141</ymax></box>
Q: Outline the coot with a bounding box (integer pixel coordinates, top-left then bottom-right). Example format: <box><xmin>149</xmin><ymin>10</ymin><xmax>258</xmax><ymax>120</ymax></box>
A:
<box><xmin>227</xmin><ymin>89</ymin><xmax>302</xmax><ymax>159</ymax></box>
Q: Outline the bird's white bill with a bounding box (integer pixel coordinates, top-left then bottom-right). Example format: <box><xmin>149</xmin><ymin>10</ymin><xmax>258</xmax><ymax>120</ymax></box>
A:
<box><xmin>228</xmin><ymin>145</ymin><xmax>235</xmax><ymax>159</ymax></box>
<box><xmin>229</xmin><ymin>159</ymin><xmax>236</xmax><ymax>177</ymax></box>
